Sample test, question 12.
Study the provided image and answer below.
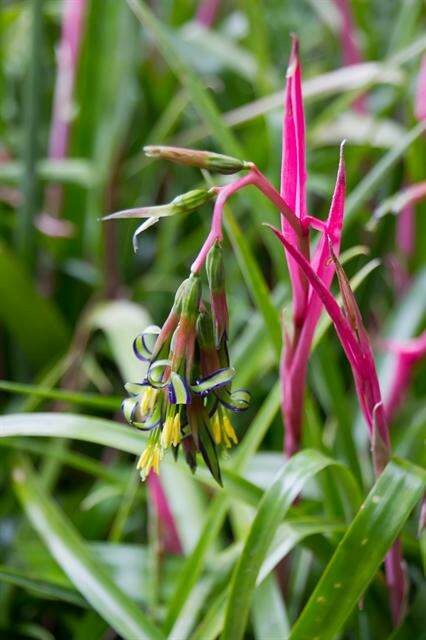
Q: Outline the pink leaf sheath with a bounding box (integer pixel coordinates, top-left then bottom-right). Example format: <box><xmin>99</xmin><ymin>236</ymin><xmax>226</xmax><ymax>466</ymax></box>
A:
<box><xmin>49</xmin><ymin>0</ymin><xmax>87</xmax><ymax>162</ymax></box>
<box><xmin>147</xmin><ymin>471</ymin><xmax>182</xmax><ymax>555</ymax></box>
<box><xmin>268</xmin><ymin>224</ymin><xmax>389</xmax><ymax>442</ymax></box>
<box><xmin>384</xmin><ymin>331</ymin><xmax>426</xmax><ymax>422</ymax></box>
<box><xmin>395</xmin><ymin>182</ymin><xmax>426</xmax><ymax>259</ymax></box>
<box><xmin>280</xmin><ymin>36</ymin><xmax>309</xmax><ymax>326</ymax></box>
<box><xmin>415</xmin><ymin>54</ymin><xmax>426</xmax><ymax>122</ymax></box>
<box><xmin>282</xmin><ymin>146</ymin><xmax>346</xmax><ymax>455</ymax></box>
<box><xmin>268</xmin><ymin>223</ymin><xmax>407</xmax><ymax>625</ymax></box>
<box><xmin>196</xmin><ymin>0</ymin><xmax>221</xmax><ymax>28</ymax></box>
<box><xmin>396</xmin><ymin>202</ymin><xmax>415</xmax><ymax>259</ymax></box>
<box><xmin>333</xmin><ymin>0</ymin><xmax>366</xmax><ymax>113</ymax></box>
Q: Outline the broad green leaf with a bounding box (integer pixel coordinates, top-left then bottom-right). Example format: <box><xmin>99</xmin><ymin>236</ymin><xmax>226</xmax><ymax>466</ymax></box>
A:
<box><xmin>221</xmin><ymin>449</ymin><xmax>358</xmax><ymax>640</ymax></box>
<box><xmin>12</xmin><ymin>455</ymin><xmax>164</xmax><ymax>640</ymax></box>
<box><xmin>16</xmin><ymin>538</ymin><xmax>183</xmax><ymax>606</ymax></box>
<box><xmin>289</xmin><ymin>458</ymin><xmax>426</xmax><ymax>640</ymax></box>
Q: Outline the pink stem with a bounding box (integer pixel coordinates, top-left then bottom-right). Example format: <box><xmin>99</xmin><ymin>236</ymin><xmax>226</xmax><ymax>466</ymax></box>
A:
<box><xmin>191</xmin><ymin>173</ymin><xmax>256</xmax><ymax>273</ymax></box>
<box><xmin>191</xmin><ymin>167</ymin><xmax>307</xmax><ymax>274</ymax></box>
<box><xmin>414</xmin><ymin>54</ymin><xmax>426</xmax><ymax>122</ymax></box>
<box><xmin>384</xmin><ymin>539</ymin><xmax>406</xmax><ymax>627</ymax></box>
<box><xmin>147</xmin><ymin>472</ymin><xmax>182</xmax><ymax>555</ymax></box>
<box><xmin>396</xmin><ymin>202</ymin><xmax>415</xmax><ymax>258</ymax></box>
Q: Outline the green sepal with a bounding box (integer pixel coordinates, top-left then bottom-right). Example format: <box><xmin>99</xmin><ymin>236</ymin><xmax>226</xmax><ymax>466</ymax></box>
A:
<box><xmin>198</xmin><ymin>420</ymin><xmax>222</xmax><ymax>486</ymax></box>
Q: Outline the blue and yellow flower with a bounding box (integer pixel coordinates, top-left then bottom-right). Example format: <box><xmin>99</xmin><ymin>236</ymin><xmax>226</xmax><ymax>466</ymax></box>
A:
<box><xmin>121</xmin><ymin>250</ymin><xmax>250</xmax><ymax>484</ymax></box>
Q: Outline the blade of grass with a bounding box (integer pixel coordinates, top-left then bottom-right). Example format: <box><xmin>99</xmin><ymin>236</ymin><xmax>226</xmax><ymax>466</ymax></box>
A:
<box><xmin>0</xmin><ymin>380</ymin><xmax>121</xmax><ymax>412</ymax></box>
<box><xmin>221</xmin><ymin>449</ymin><xmax>360</xmax><ymax>640</ymax></box>
<box><xmin>12</xmin><ymin>455</ymin><xmax>164</xmax><ymax>640</ymax></box>
<box><xmin>0</xmin><ymin>437</ymin><xmax>124</xmax><ymax>485</ymax></box>
<box><xmin>0</xmin><ymin>565</ymin><xmax>86</xmax><ymax>608</ymax></box>
<box><xmin>126</xmin><ymin>0</ymin><xmax>241</xmax><ymax>156</ymax></box>
<box><xmin>289</xmin><ymin>458</ymin><xmax>426</xmax><ymax>640</ymax></box>
<box><xmin>0</xmin><ymin>413</ymin><xmax>145</xmax><ymax>454</ymax></box>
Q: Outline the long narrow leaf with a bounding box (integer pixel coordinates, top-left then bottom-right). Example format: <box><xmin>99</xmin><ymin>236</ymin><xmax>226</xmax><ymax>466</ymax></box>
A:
<box><xmin>289</xmin><ymin>458</ymin><xmax>425</xmax><ymax>640</ymax></box>
<box><xmin>221</xmin><ymin>449</ymin><xmax>357</xmax><ymax>640</ymax></box>
<box><xmin>12</xmin><ymin>455</ymin><xmax>164</xmax><ymax>640</ymax></box>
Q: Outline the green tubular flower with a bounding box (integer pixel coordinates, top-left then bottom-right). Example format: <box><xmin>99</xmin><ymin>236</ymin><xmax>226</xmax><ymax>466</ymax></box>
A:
<box><xmin>206</xmin><ymin>241</ymin><xmax>228</xmax><ymax>347</ymax></box>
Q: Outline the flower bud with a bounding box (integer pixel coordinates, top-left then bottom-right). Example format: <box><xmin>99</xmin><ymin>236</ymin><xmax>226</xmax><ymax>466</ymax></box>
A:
<box><xmin>196</xmin><ymin>308</ymin><xmax>215</xmax><ymax>350</ymax></box>
<box><xmin>206</xmin><ymin>242</ymin><xmax>228</xmax><ymax>345</ymax></box>
<box><xmin>180</xmin><ymin>275</ymin><xmax>202</xmax><ymax>319</ymax></box>
<box><xmin>144</xmin><ymin>145</ymin><xmax>249</xmax><ymax>175</ymax></box>
<box><xmin>171</xmin><ymin>188</ymin><xmax>216</xmax><ymax>214</ymax></box>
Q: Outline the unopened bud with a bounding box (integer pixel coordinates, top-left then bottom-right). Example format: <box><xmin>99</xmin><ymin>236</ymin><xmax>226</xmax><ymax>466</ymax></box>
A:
<box><xmin>171</xmin><ymin>188</ymin><xmax>216</xmax><ymax>214</ymax></box>
<box><xmin>206</xmin><ymin>242</ymin><xmax>228</xmax><ymax>345</ymax></box>
<box><xmin>206</xmin><ymin>241</ymin><xmax>225</xmax><ymax>293</ymax></box>
<box><xmin>181</xmin><ymin>275</ymin><xmax>202</xmax><ymax>319</ymax></box>
<box><xmin>196</xmin><ymin>308</ymin><xmax>215</xmax><ymax>350</ymax></box>
<box><xmin>144</xmin><ymin>145</ymin><xmax>249</xmax><ymax>175</ymax></box>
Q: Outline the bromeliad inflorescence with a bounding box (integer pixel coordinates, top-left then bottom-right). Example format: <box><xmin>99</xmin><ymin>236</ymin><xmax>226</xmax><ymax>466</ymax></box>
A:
<box><xmin>120</xmin><ymin>242</ymin><xmax>250</xmax><ymax>485</ymax></box>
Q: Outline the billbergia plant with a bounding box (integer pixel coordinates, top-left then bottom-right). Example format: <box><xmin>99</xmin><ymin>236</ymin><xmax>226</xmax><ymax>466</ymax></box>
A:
<box><xmin>0</xmin><ymin>1</ymin><xmax>425</xmax><ymax>639</ymax></box>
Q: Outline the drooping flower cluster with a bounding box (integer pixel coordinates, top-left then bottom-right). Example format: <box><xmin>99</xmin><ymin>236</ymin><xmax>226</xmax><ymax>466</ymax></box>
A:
<box><xmin>121</xmin><ymin>242</ymin><xmax>250</xmax><ymax>485</ymax></box>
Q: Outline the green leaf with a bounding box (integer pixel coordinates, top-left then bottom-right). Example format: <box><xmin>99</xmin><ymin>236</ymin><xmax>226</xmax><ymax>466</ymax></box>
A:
<box><xmin>289</xmin><ymin>458</ymin><xmax>426</xmax><ymax>640</ymax></box>
<box><xmin>0</xmin><ymin>412</ymin><xmax>145</xmax><ymax>455</ymax></box>
<box><xmin>0</xmin><ymin>380</ymin><xmax>121</xmax><ymax>411</ymax></box>
<box><xmin>251</xmin><ymin>574</ymin><xmax>289</xmax><ymax>640</ymax></box>
<box><xmin>221</xmin><ymin>449</ymin><xmax>358</xmax><ymax>640</ymax></box>
<box><xmin>12</xmin><ymin>455</ymin><xmax>164</xmax><ymax>640</ymax></box>
<box><xmin>0</xmin><ymin>564</ymin><xmax>86</xmax><ymax>608</ymax></box>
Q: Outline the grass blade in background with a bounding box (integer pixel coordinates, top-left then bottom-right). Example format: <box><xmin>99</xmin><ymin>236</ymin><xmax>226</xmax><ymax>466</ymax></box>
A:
<box><xmin>12</xmin><ymin>455</ymin><xmax>164</xmax><ymax>640</ymax></box>
<box><xmin>221</xmin><ymin>449</ymin><xmax>358</xmax><ymax>640</ymax></box>
<box><xmin>289</xmin><ymin>458</ymin><xmax>425</xmax><ymax>640</ymax></box>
